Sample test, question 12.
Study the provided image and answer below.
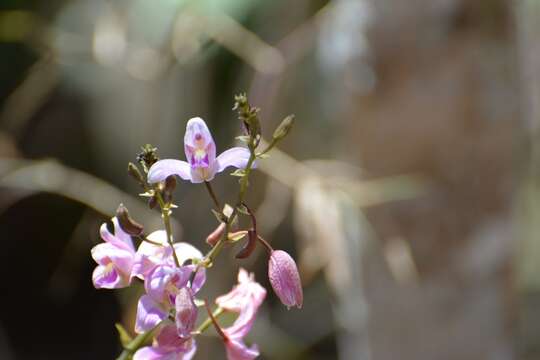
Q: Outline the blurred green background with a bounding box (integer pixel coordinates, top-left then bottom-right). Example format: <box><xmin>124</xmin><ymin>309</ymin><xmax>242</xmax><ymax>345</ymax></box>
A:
<box><xmin>0</xmin><ymin>0</ymin><xmax>532</xmax><ymax>359</ymax></box>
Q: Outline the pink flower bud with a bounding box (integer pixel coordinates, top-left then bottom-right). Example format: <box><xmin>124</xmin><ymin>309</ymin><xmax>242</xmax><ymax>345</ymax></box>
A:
<box><xmin>175</xmin><ymin>288</ymin><xmax>198</xmax><ymax>339</ymax></box>
<box><xmin>268</xmin><ymin>250</ymin><xmax>303</xmax><ymax>309</ymax></box>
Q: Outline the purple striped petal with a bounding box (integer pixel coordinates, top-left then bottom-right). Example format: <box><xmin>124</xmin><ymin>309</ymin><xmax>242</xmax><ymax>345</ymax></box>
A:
<box><xmin>92</xmin><ymin>264</ymin><xmax>122</xmax><ymax>289</ymax></box>
<box><xmin>184</xmin><ymin>117</ymin><xmax>216</xmax><ymax>168</ymax></box>
<box><xmin>148</xmin><ymin>159</ymin><xmax>192</xmax><ymax>183</ymax></box>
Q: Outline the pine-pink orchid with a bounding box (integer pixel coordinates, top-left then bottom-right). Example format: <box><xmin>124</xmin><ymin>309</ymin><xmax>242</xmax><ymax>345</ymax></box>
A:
<box><xmin>91</xmin><ymin>217</ymin><xmax>135</xmax><ymax>289</ymax></box>
<box><xmin>268</xmin><ymin>250</ymin><xmax>303</xmax><ymax>309</ymax></box>
<box><xmin>147</xmin><ymin>117</ymin><xmax>252</xmax><ymax>184</ymax></box>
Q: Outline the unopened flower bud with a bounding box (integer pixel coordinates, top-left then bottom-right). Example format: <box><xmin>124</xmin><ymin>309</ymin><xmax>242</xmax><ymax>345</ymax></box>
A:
<box><xmin>116</xmin><ymin>204</ymin><xmax>144</xmax><ymax>236</ymax></box>
<box><xmin>235</xmin><ymin>230</ymin><xmax>257</xmax><ymax>259</ymax></box>
<box><xmin>148</xmin><ymin>196</ymin><xmax>158</xmax><ymax>209</ymax></box>
<box><xmin>175</xmin><ymin>288</ymin><xmax>198</xmax><ymax>339</ymax></box>
<box><xmin>272</xmin><ymin>115</ymin><xmax>294</xmax><ymax>141</ymax></box>
<box><xmin>127</xmin><ymin>162</ymin><xmax>146</xmax><ymax>187</ymax></box>
<box><xmin>268</xmin><ymin>250</ymin><xmax>303</xmax><ymax>309</ymax></box>
<box><xmin>136</xmin><ymin>144</ymin><xmax>159</xmax><ymax>172</ymax></box>
<box><xmin>206</xmin><ymin>222</ymin><xmax>226</xmax><ymax>246</ymax></box>
<box><xmin>163</xmin><ymin>175</ymin><xmax>176</xmax><ymax>203</ymax></box>
<box><xmin>164</xmin><ymin>175</ymin><xmax>176</xmax><ymax>193</ymax></box>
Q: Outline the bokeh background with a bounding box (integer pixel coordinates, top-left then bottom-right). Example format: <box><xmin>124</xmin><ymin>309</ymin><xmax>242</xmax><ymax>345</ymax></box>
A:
<box><xmin>0</xmin><ymin>0</ymin><xmax>534</xmax><ymax>359</ymax></box>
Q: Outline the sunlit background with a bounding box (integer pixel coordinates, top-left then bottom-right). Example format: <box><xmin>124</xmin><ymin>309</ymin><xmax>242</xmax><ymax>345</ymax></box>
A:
<box><xmin>0</xmin><ymin>0</ymin><xmax>533</xmax><ymax>359</ymax></box>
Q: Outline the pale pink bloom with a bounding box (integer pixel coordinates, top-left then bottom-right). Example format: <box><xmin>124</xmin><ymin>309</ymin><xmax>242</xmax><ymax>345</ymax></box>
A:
<box><xmin>91</xmin><ymin>217</ymin><xmax>135</xmax><ymax>289</ymax></box>
<box><xmin>268</xmin><ymin>250</ymin><xmax>303</xmax><ymax>309</ymax></box>
<box><xmin>133</xmin><ymin>324</ymin><xmax>196</xmax><ymax>360</ymax></box>
<box><xmin>147</xmin><ymin>117</ymin><xmax>252</xmax><ymax>184</ymax></box>
<box><xmin>216</xmin><ymin>268</ymin><xmax>266</xmax><ymax>315</ymax></box>
<box><xmin>216</xmin><ymin>268</ymin><xmax>266</xmax><ymax>359</ymax></box>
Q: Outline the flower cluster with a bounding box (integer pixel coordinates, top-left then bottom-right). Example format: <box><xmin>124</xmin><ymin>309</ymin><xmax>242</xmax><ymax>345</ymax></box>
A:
<box><xmin>90</xmin><ymin>95</ymin><xmax>302</xmax><ymax>360</ymax></box>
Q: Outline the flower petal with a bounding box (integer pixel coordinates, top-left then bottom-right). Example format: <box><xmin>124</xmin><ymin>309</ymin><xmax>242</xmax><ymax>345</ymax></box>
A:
<box><xmin>225</xmin><ymin>339</ymin><xmax>259</xmax><ymax>360</ymax></box>
<box><xmin>132</xmin><ymin>231</ymin><xmax>172</xmax><ymax>279</ymax></box>
<box><xmin>216</xmin><ymin>147</ymin><xmax>252</xmax><ymax>173</ymax></box>
<box><xmin>112</xmin><ymin>217</ymin><xmax>135</xmax><ymax>250</ymax></box>
<box><xmin>135</xmin><ymin>295</ymin><xmax>168</xmax><ymax>334</ymax></box>
<box><xmin>145</xmin><ymin>265</ymin><xmax>191</xmax><ymax>305</ymax></box>
<box><xmin>148</xmin><ymin>159</ymin><xmax>192</xmax><ymax>183</ymax></box>
<box><xmin>173</xmin><ymin>242</ymin><xmax>203</xmax><ymax>265</ymax></box>
<box><xmin>133</xmin><ymin>346</ymin><xmax>169</xmax><ymax>360</ymax></box>
<box><xmin>92</xmin><ymin>264</ymin><xmax>122</xmax><ymax>289</ymax></box>
<box><xmin>216</xmin><ymin>268</ymin><xmax>266</xmax><ymax>313</ymax></box>
<box><xmin>184</xmin><ymin>117</ymin><xmax>216</xmax><ymax>167</ymax></box>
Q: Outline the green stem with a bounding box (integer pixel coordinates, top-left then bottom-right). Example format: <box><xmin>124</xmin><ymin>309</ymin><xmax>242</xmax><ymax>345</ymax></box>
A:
<box><xmin>195</xmin><ymin>306</ymin><xmax>225</xmax><ymax>334</ymax></box>
<box><xmin>154</xmin><ymin>190</ymin><xmax>181</xmax><ymax>267</ymax></box>
<box><xmin>204</xmin><ymin>181</ymin><xmax>221</xmax><ymax>210</ymax></box>
<box><xmin>204</xmin><ymin>148</ymin><xmax>257</xmax><ymax>265</ymax></box>
<box><xmin>116</xmin><ymin>324</ymin><xmax>159</xmax><ymax>360</ymax></box>
<box><xmin>134</xmin><ymin>172</ymin><xmax>179</xmax><ymax>266</ymax></box>
<box><xmin>137</xmin><ymin>235</ymin><xmax>164</xmax><ymax>247</ymax></box>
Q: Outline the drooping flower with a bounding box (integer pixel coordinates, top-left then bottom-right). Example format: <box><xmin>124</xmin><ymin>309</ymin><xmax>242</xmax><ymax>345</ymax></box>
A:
<box><xmin>215</xmin><ymin>268</ymin><xmax>266</xmax><ymax>360</ymax></box>
<box><xmin>268</xmin><ymin>250</ymin><xmax>303</xmax><ymax>309</ymax></box>
<box><xmin>216</xmin><ymin>268</ymin><xmax>266</xmax><ymax>337</ymax></box>
<box><xmin>91</xmin><ymin>217</ymin><xmax>136</xmax><ymax>289</ymax></box>
<box><xmin>147</xmin><ymin>117</ymin><xmax>252</xmax><ymax>184</ymax></box>
<box><xmin>133</xmin><ymin>324</ymin><xmax>196</xmax><ymax>360</ymax></box>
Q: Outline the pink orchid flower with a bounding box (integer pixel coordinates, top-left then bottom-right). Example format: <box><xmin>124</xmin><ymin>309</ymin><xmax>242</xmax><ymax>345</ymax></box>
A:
<box><xmin>91</xmin><ymin>217</ymin><xmax>135</xmax><ymax>289</ymax></box>
<box><xmin>133</xmin><ymin>324</ymin><xmax>196</xmax><ymax>360</ymax></box>
<box><xmin>131</xmin><ymin>230</ymin><xmax>206</xmax><ymax>289</ymax></box>
<box><xmin>132</xmin><ymin>230</ymin><xmax>206</xmax><ymax>334</ymax></box>
<box><xmin>136</xmin><ymin>262</ymin><xmax>204</xmax><ymax>334</ymax></box>
<box><xmin>147</xmin><ymin>117</ymin><xmax>252</xmax><ymax>184</ymax></box>
<box><xmin>268</xmin><ymin>250</ymin><xmax>303</xmax><ymax>309</ymax></box>
<box><xmin>215</xmin><ymin>268</ymin><xmax>266</xmax><ymax>360</ymax></box>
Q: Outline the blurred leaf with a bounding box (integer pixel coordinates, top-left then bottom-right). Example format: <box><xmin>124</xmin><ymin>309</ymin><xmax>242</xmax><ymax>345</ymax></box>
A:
<box><xmin>115</xmin><ymin>323</ymin><xmax>133</xmax><ymax>347</ymax></box>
